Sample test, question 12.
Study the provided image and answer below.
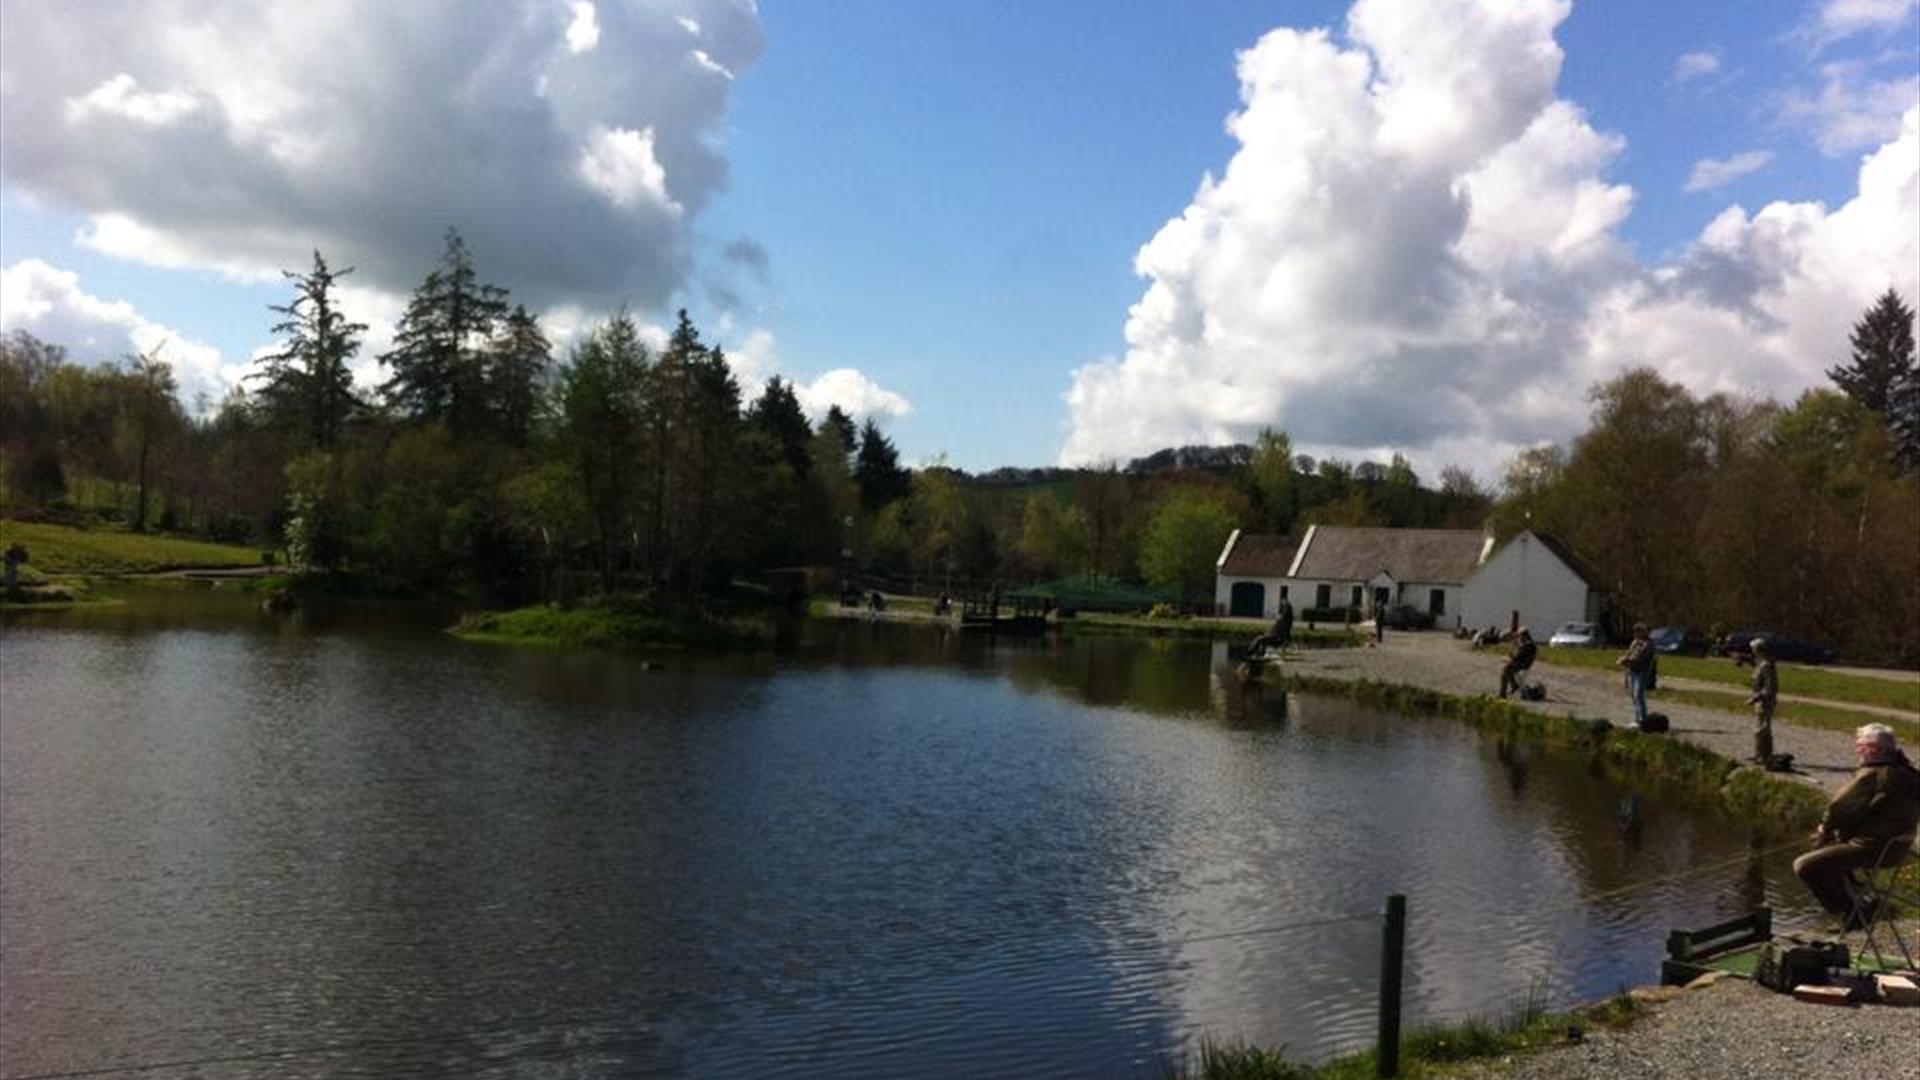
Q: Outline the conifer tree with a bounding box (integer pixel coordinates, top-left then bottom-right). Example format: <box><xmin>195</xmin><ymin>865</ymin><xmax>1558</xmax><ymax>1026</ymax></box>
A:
<box><xmin>746</xmin><ymin>376</ymin><xmax>813</xmax><ymax>477</ymax></box>
<box><xmin>488</xmin><ymin>305</ymin><xmax>551</xmax><ymax>448</ymax></box>
<box><xmin>854</xmin><ymin>417</ymin><xmax>910</xmax><ymax>509</ymax></box>
<box><xmin>1827</xmin><ymin>288</ymin><xmax>1916</xmax><ymax>417</ymax></box>
<box><xmin>380</xmin><ymin>228</ymin><xmax>510</xmax><ymax>438</ymax></box>
<box><xmin>254</xmin><ymin>251</ymin><xmax>365</xmax><ymax>450</ymax></box>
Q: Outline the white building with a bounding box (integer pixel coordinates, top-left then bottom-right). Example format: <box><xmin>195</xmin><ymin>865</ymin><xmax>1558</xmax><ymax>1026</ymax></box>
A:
<box><xmin>1458</xmin><ymin>530</ymin><xmax>1604</xmax><ymax>636</ymax></box>
<box><xmin>1214</xmin><ymin>525</ymin><xmax>1603</xmax><ymax>632</ymax></box>
<box><xmin>1215</xmin><ymin>525</ymin><xmax>1492</xmax><ymax>620</ymax></box>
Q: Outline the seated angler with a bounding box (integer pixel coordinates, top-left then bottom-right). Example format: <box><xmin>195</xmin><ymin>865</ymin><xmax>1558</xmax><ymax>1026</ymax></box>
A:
<box><xmin>1498</xmin><ymin>627</ymin><xmax>1536</xmax><ymax>700</ymax></box>
<box><xmin>1248</xmin><ymin>599</ymin><xmax>1294</xmax><ymax>660</ymax></box>
<box><xmin>1792</xmin><ymin>723</ymin><xmax>1920</xmax><ymax>929</ymax></box>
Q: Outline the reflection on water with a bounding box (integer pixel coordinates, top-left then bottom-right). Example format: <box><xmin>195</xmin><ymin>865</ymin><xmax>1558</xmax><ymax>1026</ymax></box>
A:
<box><xmin>2</xmin><ymin>593</ymin><xmax>1822</xmax><ymax>1078</ymax></box>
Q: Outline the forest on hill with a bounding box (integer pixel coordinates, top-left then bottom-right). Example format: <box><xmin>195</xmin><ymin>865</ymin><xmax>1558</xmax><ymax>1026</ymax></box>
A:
<box><xmin>2</xmin><ymin>232</ymin><xmax>1915</xmax><ymax>662</ymax></box>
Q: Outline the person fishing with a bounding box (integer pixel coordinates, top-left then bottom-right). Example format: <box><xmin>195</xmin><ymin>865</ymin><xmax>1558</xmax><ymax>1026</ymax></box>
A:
<box><xmin>1498</xmin><ymin>627</ymin><xmax>1536</xmax><ymax>700</ymax></box>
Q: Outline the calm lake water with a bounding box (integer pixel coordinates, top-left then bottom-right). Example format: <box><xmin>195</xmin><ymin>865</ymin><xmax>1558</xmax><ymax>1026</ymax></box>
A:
<box><xmin>1</xmin><ymin>589</ymin><xmax>1822</xmax><ymax>1079</ymax></box>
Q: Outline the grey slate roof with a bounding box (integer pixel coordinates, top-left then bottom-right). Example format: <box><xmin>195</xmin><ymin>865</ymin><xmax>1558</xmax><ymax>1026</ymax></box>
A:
<box><xmin>1290</xmin><ymin>526</ymin><xmax>1488</xmax><ymax>585</ymax></box>
<box><xmin>1220</xmin><ymin>533</ymin><xmax>1300</xmax><ymax>577</ymax></box>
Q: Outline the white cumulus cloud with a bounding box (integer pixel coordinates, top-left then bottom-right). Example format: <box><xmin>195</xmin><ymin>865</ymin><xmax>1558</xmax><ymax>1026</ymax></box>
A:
<box><xmin>566</xmin><ymin>2</ymin><xmax>601</xmax><ymax>54</ymax></box>
<box><xmin>1685</xmin><ymin>149</ymin><xmax>1774</xmax><ymax>191</ymax></box>
<box><xmin>0</xmin><ymin>0</ymin><xmax>764</xmax><ymax>315</ymax></box>
<box><xmin>1060</xmin><ymin>0</ymin><xmax>1920</xmax><ymax>480</ymax></box>
<box><xmin>1</xmin><ymin>259</ymin><xmax>235</xmax><ymax>407</ymax></box>
<box><xmin>577</xmin><ymin>125</ymin><xmax>680</xmax><ymax>214</ymax></box>
<box><xmin>794</xmin><ymin>368</ymin><xmax>914</xmax><ymax>424</ymax></box>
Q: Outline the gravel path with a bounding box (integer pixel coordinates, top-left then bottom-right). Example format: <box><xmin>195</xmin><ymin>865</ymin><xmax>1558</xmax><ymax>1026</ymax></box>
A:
<box><xmin>1444</xmin><ymin>975</ymin><xmax>1920</xmax><ymax>1080</ymax></box>
<box><xmin>1284</xmin><ymin>633</ymin><xmax>1874</xmax><ymax>796</ymax></box>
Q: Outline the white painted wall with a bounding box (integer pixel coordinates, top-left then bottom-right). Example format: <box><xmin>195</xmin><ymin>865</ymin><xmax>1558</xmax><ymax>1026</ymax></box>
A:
<box><xmin>1216</xmin><ymin>575</ymin><xmax>1287</xmax><ymax>617</ymax></box>
<box><xmin>1460</xmin><ymin>532</ymin><xmax>1593</xmax><ymax>636</ymax></box>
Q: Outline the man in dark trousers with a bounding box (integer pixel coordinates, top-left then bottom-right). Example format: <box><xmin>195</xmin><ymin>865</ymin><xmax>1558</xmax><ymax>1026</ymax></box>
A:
<box><xmin>1499</xmin><ymin>627</ymin><xmax>1536</xmax><ymax>699</ymax></box>
<box><xmin>1792</xmin><ymin>723</ymin><xmax>1919</xmax><ymax>928</ymax></box>
<box><xmin>1248</xmin><ymin>598</ymin><xmax>1294</xmax><ymax>659</ymax></box>
<box><xmin>1747</xmin><ymin>638</ymin><xmax>1777</xmax><ymax>762</ymax></box>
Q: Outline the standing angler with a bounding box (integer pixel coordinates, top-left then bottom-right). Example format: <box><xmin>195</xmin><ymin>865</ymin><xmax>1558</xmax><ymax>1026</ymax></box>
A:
<box><xmin>1615</xmin><ymin>624</ymin><xmax>1654</xmax><ymax>729</ymax></box>
<box><xmin>1747</xmin><ymin>638</ymin><xmax>1778</xmax><ymax>763</ymax></box>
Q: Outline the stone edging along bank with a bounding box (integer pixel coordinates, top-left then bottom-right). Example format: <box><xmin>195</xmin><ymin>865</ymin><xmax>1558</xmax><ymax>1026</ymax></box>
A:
<box><xmin>1271</xmin><ymin>672</ymin><xmax>1829</xmax><ymax>841</ymax></box>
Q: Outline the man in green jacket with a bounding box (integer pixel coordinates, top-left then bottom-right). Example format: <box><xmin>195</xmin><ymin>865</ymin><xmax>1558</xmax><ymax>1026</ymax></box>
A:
<box><xmin>1792</xmin><ymin>723</ymin><xmax>1920</xmax><ymax>928</ymax></box>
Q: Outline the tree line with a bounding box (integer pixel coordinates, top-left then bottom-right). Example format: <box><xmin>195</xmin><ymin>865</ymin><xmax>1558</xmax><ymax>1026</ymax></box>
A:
<box><xmin>1</xmin><ymin>234</ymin><xmax>1912</xmax><ymax>657</ymax></box>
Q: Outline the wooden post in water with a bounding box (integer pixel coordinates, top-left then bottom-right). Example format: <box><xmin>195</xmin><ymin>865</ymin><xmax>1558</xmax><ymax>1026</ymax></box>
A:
<box><xmin>1377</xmin><ymin>893</ymin><xmax>1406</xmax><ymax>1078</ymax></box>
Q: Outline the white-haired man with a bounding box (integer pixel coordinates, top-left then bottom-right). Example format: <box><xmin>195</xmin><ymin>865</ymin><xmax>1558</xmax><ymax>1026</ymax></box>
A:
<box><xmin>1792</xmin><ymin>723</ymin><xmax>1920</xmax><ymax>928</ymax></box>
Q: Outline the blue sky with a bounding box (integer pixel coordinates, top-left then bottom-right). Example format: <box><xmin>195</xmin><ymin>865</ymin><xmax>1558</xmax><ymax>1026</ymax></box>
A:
<box><xmin>3</xmin><ymin>0</ymin><xmax>1916</xmax><ymax>477</ymax></box>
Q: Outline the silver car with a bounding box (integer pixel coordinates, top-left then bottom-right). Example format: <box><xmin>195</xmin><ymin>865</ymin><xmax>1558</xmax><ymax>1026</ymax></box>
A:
<box><xmin>1548</xmin><ymin>621</ymin><xmax>1603</xmax><ymax>647</ymax></box>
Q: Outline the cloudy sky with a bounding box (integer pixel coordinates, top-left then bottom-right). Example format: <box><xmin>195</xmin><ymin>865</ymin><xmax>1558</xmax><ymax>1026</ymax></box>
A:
<box><xmin>2</xmin><ymin>0</ymin><xmax>1915</xmax><ymax>481</ymax></box>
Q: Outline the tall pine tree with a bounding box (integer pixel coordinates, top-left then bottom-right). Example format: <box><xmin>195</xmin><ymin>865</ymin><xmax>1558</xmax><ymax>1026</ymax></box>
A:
<box><xmin>253</xmin><ymin>251</ymin><xmax>365</xmax><ymax>450</ymax></box>
<box><xmin>854</xmin><ymin>418</ymin><xmax>910</xmax><ymax>509</ymax></box>
<box><xmin>1827</xmin><ymin>288</ymin><xmax>1916</xmax><ymax>417</ymax></box>
<box><xmin>488</xmin><ymin>304</ymin><xmax>551</xmax><ymax>448</ymax></box>
<box><xmin>380</xmin><ymin>228</ymin><xmax>510</xmax><ymax>438</ymax></box>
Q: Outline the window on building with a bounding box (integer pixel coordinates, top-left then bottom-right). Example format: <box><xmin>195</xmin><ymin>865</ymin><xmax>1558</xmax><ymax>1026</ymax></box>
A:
<box><xmin>1350</xmin><ymin>585</ymin><xmax>1363</xmax><ymax>609</ymax></box>
<box><xmin>1315</xmin><ymin>584</ymin><xmax>1331</xmax><ymax>608</ymax></box>
<box><xmin>1429</xmin><ymin>589</ymin><xmax>1445</xmax><ymax>615</ymax></box>
<box><xmin>1279</xmin><ymin>585</ymin><xmax>1289</xmax><ymax>599</ymax></box>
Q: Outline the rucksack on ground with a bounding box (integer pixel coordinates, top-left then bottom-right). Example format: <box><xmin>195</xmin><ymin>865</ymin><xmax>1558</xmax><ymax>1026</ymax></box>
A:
<box><xmin>1754</xmin><ymin>937</ymin><xmax>1849</xmax><ymax>993</ymax></box>
<box><xmin>1638</xmin><ymin>712</ymin><xmax>1669</xmax><ymax>734</ymax></box>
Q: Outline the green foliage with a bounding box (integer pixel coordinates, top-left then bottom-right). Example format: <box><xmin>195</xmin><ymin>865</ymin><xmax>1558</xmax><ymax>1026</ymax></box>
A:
<box><xmin>253</xmin><ymin>250</ymin><xmax>365</xmax><ymax>451</ymax></box>
<box><xmin>380</xmin><ymin>228</ymin><xmax>512</xmax><ymax>438</ymax></box>
<box><xmin>1139</xmin><ymin>488</ymin><xmax>1237</xmax><ymax>601</ymax></box>
<box><xmin>855</xmin><ymin>417</ymin><xmax>911</xmax><ymax>509</ymax></box>
<box><xmin>452</xmin><ymin>601</ymin><xmax>774</xmax><ymax>650</ymax></box>
<box><xmin>1827</xmin><ymin>288</ymin><xmax>1915</xmax><ymax>418</ymax></box>
<box><xmin>283</xmin><ymin>452</ymin><xmax>348</xmax><ymax>572</ymax></box>
<box><xmin>1248</xmin><ymin>428</ymin><xmax>1296</xmax><ymax>534</ymax></box>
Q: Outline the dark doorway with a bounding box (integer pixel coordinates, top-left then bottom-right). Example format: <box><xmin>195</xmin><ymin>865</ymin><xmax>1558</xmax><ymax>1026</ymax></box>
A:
<box><xmin>1229</xmin><ymin>581</ymin><xmax>1266</xmax><ymax>618</ymax></box>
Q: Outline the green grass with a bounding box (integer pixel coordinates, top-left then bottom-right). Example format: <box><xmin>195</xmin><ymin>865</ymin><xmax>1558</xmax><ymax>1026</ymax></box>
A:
<box><xmin>0</xmin><ymin>519</ymin><xmax>263</xmax><ymax>575</ymax></box>
<box><xmin>451</xmin><ymin>601</ymin><xmax>774</xmax><ymax>650</ymax></box>
<box><xmin>1067</xmin><ymin>611</ymin><xmax>1365</xmax><ymax>648</ymax></box>
<box><xmin>1533</xmin><ymin>646</ymin><xmax>1919</xmax><ymax>712</ymax></box>
<box><xmin>1173</xmin><ymin>989</ymin><xmax>1642</xmax><ymax>1079</ymax></box>
<box><xmin>1272</xmin><ymin>672</ymin><xmax>1829</xmax><ymax>838</ymax></box>
<box><xmin>1650</xmin><ymin>686</ymin><xmax>1918</xmax><ymax>738</ymax></box>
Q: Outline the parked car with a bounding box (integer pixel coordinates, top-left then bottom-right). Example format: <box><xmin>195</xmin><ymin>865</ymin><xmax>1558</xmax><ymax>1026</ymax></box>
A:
<box><xmin>1549</xmin><ymin>621</ymin><xmax>1605</xmax><ymax>648</ymax></box>
<box><xmin>1377</xmin><ymin>604</ymin><xmax>1435</xmax><ymax>630</ymax></box>
<box><xmin>1718</xmin><ymin>630</ymin><xmax>1836</xmax><ymax>665</ymax></box>
<box><xmin>1648</xmin><ymin>625</ymin><xmax>1711</xmax><ymax>656</ymax></box>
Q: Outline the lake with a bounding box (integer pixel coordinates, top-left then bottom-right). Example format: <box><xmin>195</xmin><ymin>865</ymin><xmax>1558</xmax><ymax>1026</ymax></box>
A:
<box><xmin>0</xmin><ymin>588</ymin><xmax>1821</xmax><ymax>1078</ymax></box>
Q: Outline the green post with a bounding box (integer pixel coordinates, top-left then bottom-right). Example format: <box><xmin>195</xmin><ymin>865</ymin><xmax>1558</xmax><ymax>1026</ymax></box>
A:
<box><xmin>1377</xmin><ymin>893</ymin><xmax>1406</xmax><ymax>1078</ymax></box>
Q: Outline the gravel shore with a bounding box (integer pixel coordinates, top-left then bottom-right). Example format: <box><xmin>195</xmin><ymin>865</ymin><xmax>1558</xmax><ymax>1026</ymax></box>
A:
<box><xmin>1283</xmin><ymin>632</ymin><xmax>1877</xmax><ymax>796</ymax></box>
<box><xmin>1446</xmin><ymin>975</ymin><xmax>1920</xmax><ymax>1080</ymax></box>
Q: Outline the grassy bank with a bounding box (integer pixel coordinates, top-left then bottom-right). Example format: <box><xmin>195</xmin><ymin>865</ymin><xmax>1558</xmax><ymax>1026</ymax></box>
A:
<box><xmin>1067</xmin><ymin>611</ymin><xmax>1365</xmax><ymax>648</ymax></box>
<box><xmin>1533</xmin><ymin>646</ymin><xmax>1919</xmax><ymax>712</ymax></box>
<box><xmin>1274</xmin><ymin>673</ymin><xmax>1829</xmax><ymax>838</ymax></box>
<box><xmin>0</xmin><ymin>519</ymin><xmax>264</xmax><ymax>575</ymax></box>
<box><xmin>1176</xmin><ymin>991</ymin><xmax>1641</xmax><ymax>1079</ymax></box>
<box><xmin>451</xmin><ymin>601</ymin><xmax>775</xmax><ymax>650</ymax></box>
<box><xmin>1650</xmin><ymin>685</ymin><xmax>1917</xmax><ymax>738</ymax></box>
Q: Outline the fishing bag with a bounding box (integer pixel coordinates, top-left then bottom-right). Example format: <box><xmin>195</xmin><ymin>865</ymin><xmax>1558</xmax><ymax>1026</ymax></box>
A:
<box><xmin>1637</xmin><ymin>712</ymin><xmax>1669</xmax><ymax>734</ymax></box>
<box><xmin>1754</xmin><ymin>938</ymin><xmax>1849</xmax><ymax>993</ymax></box>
